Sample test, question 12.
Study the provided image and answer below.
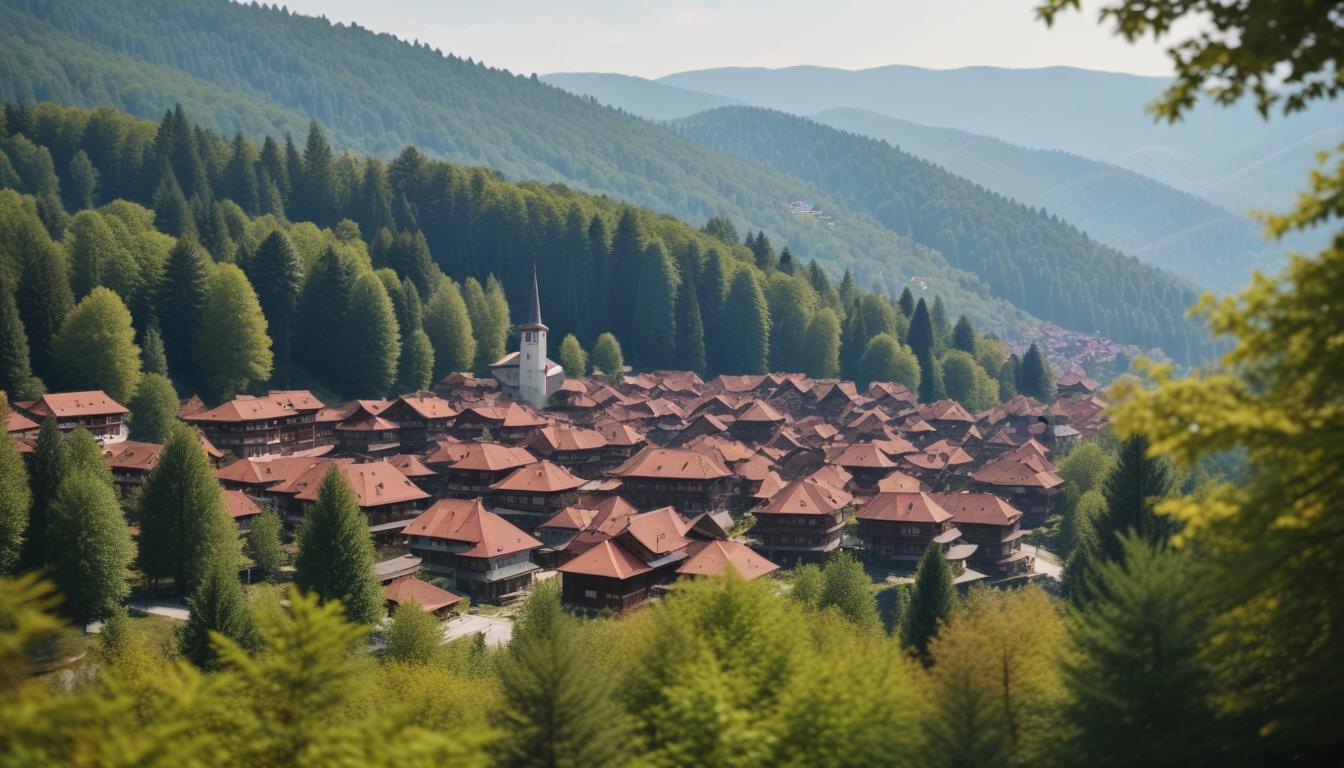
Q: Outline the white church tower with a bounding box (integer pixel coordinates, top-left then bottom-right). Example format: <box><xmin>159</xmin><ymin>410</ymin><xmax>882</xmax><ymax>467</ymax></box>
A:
<box><xmin>518</xmin><ymin>266</ymin><xmax>549</xmax><ymax>409</ymax></box>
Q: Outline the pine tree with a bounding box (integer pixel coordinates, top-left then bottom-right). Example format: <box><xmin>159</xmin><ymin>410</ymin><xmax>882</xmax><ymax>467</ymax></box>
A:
<box><xmin>777</xmin><ymin>246</ymin><xmax>797</xmax><ymax>274</ymax></box>
<box><xmin>387</xmin><ymin>276</ymin><xmax>433</xmax><ymax>392</ymax></box>
<box><xmin>16</xmin><ymin>220</ymin><xmax>73</xmax><ymax>381</ymax></box>
<box><xmin>701</xmin><ymin>216</ymin><xmax>739</xmax><ymax>245</ymax></box>
<box><xmin>0</xmin><ymin>281</ymin><xmax>35</xmax><ymax>400</ymax></box>
<box><xmin>388</xmin><ymin>230</ymin><xmax>437</xmax><ymax>300</ymax></box>
<box><xmin>246</xmin><ymin>509</ymin><xmax>285</xmax><ymax>583</ymax></box>
<box><xmin>138</xmin><ymin>424</ymin><xmax>240</xmax><ymax>597</ymax></box>
<box><xmin>152</xmin><ymin>167</ymin><xmax>192</xmax><ymax>237</ymax></box>
<box><xmin>297</xmin><ymin>246</ymin><xmax>357</xmax><ymax>384</ymax></box>
<box><xmin>384</xmin><ymin>600</ymin><xmax>443</xmax><ymax>666</ymax></box>
<box><xmin>1096</xmin><ymin>435</ymin><xmax>1174</xmax><ymax>563</ymax></box>
<box><xmin>342</xmin><ymin>272</ymin><xmax>399</xmax><ymax>398</ymax></box>
<box><xmin>294</xmin><ymin>467</ymin><xmax>383</xmax><ymax>625</ymax></box>
<box><xmin>557</xmin><ymin>334</ymin><xmax>587</xmax><ymax>377</ymax></box>
<box><xmin>859</xmin><ymin>333</ymin><xmax>921</xmax><ymax>391</ymax></box>
<box><xmin>817</xmin><ymin>552</ymin><xmax>881</xmax><ymax>633</ymax></box>
<box><xmin>1059</xmin><ymin>536</ymin><xmax>1221</xmax><ymax>768</ymax></box>
<box><xmin>592</xmin><ymin>332</ymin><xmax>624</xmax><ymax>383</ymax></box>
<box><xmin>0</xmin><ymin>394</ymin><xmax>30</xmax><ymax>575</ymax></box>
<box><xmin>223</xmin><ymin>132</ymin><xmax>261</xmax><ymax>214</ymax></box>
<box><xmin>139</xmin><ymin>323</ymin><xmax>169</xmax><ymax>377</ymax></box>
<box><xmin>297</xmin><ymin>122</ymin><xmax>336</xmax><ymax>227</ymax></box>
<box><xmin>674</xmin><ymin>271</ymin><xmax>706</xmax><ymax>372</ymax></box>
<box><xmin>19</xmin><ymin>417</ymin><xmax>62</xmax><ymax>572</ymax></box>
<box><xmin>46</xmin><ymin>473</ymin><xmax>134</xmax><ymax>625</ymax></box>
<box><xmin>195</xmin><ymin>264</ymin><xmax>273</xmax><ymax>401</ymax></box>
<box><xmin>1019</xmin><ymin>344</ymin><xmax>1055</xmax><ymax>402</ymax></box>
<box><xmin>839</xmin><ymin>300</ymin><xmax>869</xmax><ymax>381</ymax></box>
<box><xmin>722</xmin><ymin>269</ymin><xmax>770</xmax><ymax>374</ymax></box>
<box><xmin>492</xmin><ymin>580</ymin><xmax>629</xmax><ymax>768</ymax></box>
<box><xmin>907</xmin><ymin>299</ymin><xmax>942</xmax><ymax>402</ymax></box>
<box><xmin>952</xmin><ymin>315</ymin><xmax>976</xmax><ymax>354</ymax></box>
<box><xmin>128</xmin><ymin>373</ymin><xmax>179</xmax><ymax>443</ymax></box>
<box><xmin>996</xmin><ymin>358</ymin><xmax>1018</xmax><ymax>401</ymax></box>
<box><xmin>609</xmin><ymin>208</ymin><xmax>645</xmax><ymax>339</ymax></box>
<box><xmin>157</xmin><ymin>237</ymin><xmax>211</xmax><ymax>385</ymax></box>
<box><xmin>897</xmin><ymin>287</ymin><xmax>915</xmax><ymax>318</ymax></box>
<box><xmin>632</xmin><ymin>241</ymin><xmax>677</xmax><ymax>368</ymax></box>
<box><xmin>424</xmin><ymin>279</ymin><xmax>475</xmax><ymax>379</ymax></box>
<box><xmin>65</xmin><ymin>210</ymin><xmax>119</xmax><ymax>299</ymax></box>
<box><xmin>800</xmin><ymin>307</ymin><xmax>841</xmax><ymax>379</ymax></box>
<box><xmin>179</xmin><ymin>559</ymin><xmax>257</xmax><ymax>669</ymax></box>
<box><xmin>52</xmin><ymin>287</ymin><xmax>142</xmax><ymax>404</ymax></box>
<box><xmin>931</xmin><ymin>296</ymin><xmax>951</xmax><ymax>350</ymax></box>
<box><xmin>903</xmin><ymin>544</ymin><xmax>956</xmax><ymax>664</ymax></box>
<box><xmin>249</xmin><ymin>230</ymin><xmax>302</xmax><ymax>387</ymax></box>
<box><xmin>62</xmin><ymin>428</ymin><xmax>114</xmax><ymax>490</ymax></box>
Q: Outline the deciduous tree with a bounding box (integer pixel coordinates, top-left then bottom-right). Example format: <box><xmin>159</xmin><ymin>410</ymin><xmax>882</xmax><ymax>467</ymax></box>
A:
<box><xmin>52</xmin><ymin>287</ymin><xmax>142</xmax><ymax>404</ymax></box>
<box><xmin>557</xmin><ymin>333</ymin><xmax>586</xmax><ymax>378</ymax></box>
<box><xmin>127</xmin><ymin>372</ymin><xmax>179</xmax><ymax>443</ymax></box>
<box><xmin>423</xmin><ymin>279</ymin><xmax>475</xmax><ymax>379</ymax></box>
<box><xmin>47</xmin><ymin>473</ymin><xmax>134</xmax><ymax>625</ymax></box>
<box><xmin>195</xmin><ymin>264</ymin><xmax>272</xmax><ymax>401</ymax></box>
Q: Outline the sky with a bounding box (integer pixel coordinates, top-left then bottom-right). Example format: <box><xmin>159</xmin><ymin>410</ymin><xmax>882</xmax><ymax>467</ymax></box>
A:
<box><xmin>277</xmin><ymin>0</ymin><xmax>1192</xmax><ymax>79</ymax></box>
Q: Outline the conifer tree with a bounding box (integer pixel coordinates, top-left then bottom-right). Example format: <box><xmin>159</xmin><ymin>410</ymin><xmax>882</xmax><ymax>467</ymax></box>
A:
<box><xmin>343</xmin><ymin>272</ymin><xmax>399</xmax><ymax>398</ymax></box>
<box><xmin>62</xmin><ymin>428</ymin><xmax>114</xmax><ymax>490</ymax></box>
<box><xmin>818</xmin><ymin>552</ymin><xmax>881</xmax><ymax>633</ymax></box>
<box><xmin>0</xmin><ymin>394</ymin><xmax>30</xmax><ymax>575</ymax></box>
<box><xmin>152</xmin><ymin>167</ymin><xmax>192</xmax><ymax>237</ymax></box>
<box><xmin>697</xmin><ymin>250</ymin><xmax>731</xmax><ymax>372</ymax></box>
<box><xmin>767</xmin><ymin>273</ymin><xmax>817</xmax><ymax>372</ymax></box>
<box><xmin>16</xmin><ymin>221</ymin><xmax>73</xmax><ymax>381</ymax></box>
<box><xmin>722</xmin><ymin>269</ymin><xmax>770</xmax><ymax>374</ymax></box>
<box><xmin>633</xmin><ymin>241</ymin><xmax>677</xmax><ymax>368</ymax></box>
<box><xmin>996</xmin><ymin>357</ymin><xmax>1018</xmax><ymax>401</ymax></box>
<box><xmin>249</xmin><ymin>230</ymin><xmax>302</xmax><ymax>387</ymax></box>
<box><xmin>64</xmin><ymin>150</ymin><xmax>98</xmax><ymax>212</ymax></box>
<box><xmin>246</xmin><ymin>509</ymin><xmax>285</xmax><ymax>583</ymax></box>
<box><xmin>858</xmin><ymin>333</ymin><xmax>921</xmax><ymax>391</ymax></box>
<box><xmin>839</xmin><ymin>300</ymin><xmax>869</xmax><ymax>381</ymax></box>
<box><xmin>897</xmin><ymin>287</ymin><xmax>915</xmax><ymax>318</ymax></box>
<box><xmin>179</xmin><ymin>559</ymin><xmax>257</xmax><ymax>669</ymax></box>
<box><xmin>557</xmin><ymin>333</ymin><xmax>587</xmax><ymax>377</ymax></box>
<box><xmin>297</xmin><ymin>245</ymin><xmax>357</xmax><ymax>383</ymax></box>
<box><xmin>297</xmin><ymin>122</ymin><xmax>336</xmax><ymax>227</ymax></box>
<box><xmin>789</xmin><ymin>563</ymin><xmax>823</xmax><ymax>608</ymax></box>
<box><xmin>492</xmin><ymin>580</ymin><xmax>629</xmax><ymax>768</ymax></box>
<box><xmin>903</xmin><ymin>544</ymin><xmax>956</xmax><ymax>664</ymax></box>
<box><xmin>674</xmin><ymin>271</ymin><xmax>706</xmax><ymax>372</ymax></box>
<box><xmin>388</xmin><ymin>230</ymin><xmax>437</xmax><ymax>300</ymax></box>
<box><xmin>481</xmin><ymin>276</ymin><xmax>511</xmax><ymax>371</ymax></box>
<box><xmin>47</xmin><ymin>473</ymin><xmax>134</xmax><ymax>625</ymax></box>
<box><xmin>195</xmin><ymin>264</ymin><xmax>273</xmax><ymax>401</ymax></box>
<box><xmin>907</xmin><ymin>298</ymin><xmax>942</xmax><ymax>402</ymax></box>
<box><xmin>294</xmin><ymin>467</ymin><xmax>383</xmax><ymax>625</ymax></box>
<box><xmin>384</xmin><ymin>600</ymin><xmax>443</xmax><ymax>666</ymax></box>
<box><xmin>931</xmin><ymin>296</ymin><xmax>951</xmax><ymax>349</ymax></box>
<box><xmin>138</xmin><ymin>424</ymin><xmax>240</xmax><ymax>597</ymax></box>
<box><xmin>386</xmin><ymin>275</ymin><xmax>433</xmax><ymax>392</ymax></box>
<box><xmin>592</xmin><ymin>332</ymin><xmax>624</xmax><ymax>383</ymax></box>
<box><xmin>52</xmin><ymin>287</ymin><xmax>142</xmax><ymax>404</ymax></box>
<box><xmin>19</xmin><ymin>417</ymin><xmax>61</xmax><ymax>572</ymax></box>
<box><xmin>1059</xmin><ymin>536</ymin><xmax>1221</xmax><ymax>768</ymax></box>
<box><xmin>609</xmin><ymin>208</ymin><xmax>645</xmax><ymax>338</ymax></box>
<box><xmin>65</xmin><ymin>210</ymin><xmax>119</xmax><ymax>299</ymax></box>
<box><xmin>157</xmin><ymin>237</ymin><xmax>211</xmax><ymax>384</ymax></box>
<box><xmin>952</xmin><ymin>315</ymin><xmax>976</xmax><ymax>354</ymax></box>
<box><xmin>800</xmin><ymin>307</ymin><xmax>841</xmax><ymax>379</ymax></box>
<box><xmin>139</xmin><ymin>323</ymin><xmax>168</xmax><ymax>377</ymax></box>
<box><xmin>1096</xmin><ymin>435</ymin><xmax>1174</xmax><ymax>563</ymax></box>
<box><xmin>424</xmin><ymin>279</ymin><xmax>475</xmax><ymax>379</ymax></box>
<box><xmin>223</xmin><ymin>132</ymin><xmax>261</xmax><ymax>214</ymax></box>
<box><xmin>128</xmin><ymin>373</ymin><xmax>179</xmax><ymax>443</ymax></box>
<box><xmin>0</xmin><ymin>281</ymin><xmax>35</xmax><ymax>400</ymax></box>
<box><xmin>1019</xmin><ymin>344</ymin><xmax>1055</xmax><ymax>402</ymax></box>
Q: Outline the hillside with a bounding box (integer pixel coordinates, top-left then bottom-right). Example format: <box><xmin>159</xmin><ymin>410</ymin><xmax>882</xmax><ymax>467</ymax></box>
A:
<box><xmin>0</xmin><ymin>0</ymin><xmax>1028</xmax><ymax>336</ymax></box>
<box><xmin>672</xmin><ymin>107</ymin><xmax>1211</xmax><ymax>362</ymax></box>
<box><xmin>659</xmin><ymin>65</ymin><xmax>1342</xmax><ymax>215</ymax></box>
<box><xmin>813</xmin><ymin>108</ymin><xmax>1284</xmax><ymax>293</ymax></box>
<box><xmin>541</xmin><ymin>73</ymin><xmax>743</xmax><ymax>121</ymax></box>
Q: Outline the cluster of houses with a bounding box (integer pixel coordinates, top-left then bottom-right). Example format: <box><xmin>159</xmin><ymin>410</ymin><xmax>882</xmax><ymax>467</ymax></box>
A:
<box><xmin>5</xmin><ymin>281</ymin><xmax>1108</xmax><ymax>618</ymax></box>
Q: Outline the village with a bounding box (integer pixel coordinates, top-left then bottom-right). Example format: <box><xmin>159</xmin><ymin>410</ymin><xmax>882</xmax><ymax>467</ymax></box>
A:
<box><xmin>6</xmin><ymin>275</ymin><xmax>1108</xmax><ymax>634</ymax></box>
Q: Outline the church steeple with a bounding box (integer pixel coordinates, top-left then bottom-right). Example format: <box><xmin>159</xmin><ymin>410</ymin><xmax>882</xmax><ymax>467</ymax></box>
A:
<box><xmin>524</xmin><ymin>264</ymin><xmax>546</xmax><ymax>330</ymax></box>
<box><xmin>518</xmin><ymin>263</ymin><xmax>549</xmax><ymax>409</ymax></box>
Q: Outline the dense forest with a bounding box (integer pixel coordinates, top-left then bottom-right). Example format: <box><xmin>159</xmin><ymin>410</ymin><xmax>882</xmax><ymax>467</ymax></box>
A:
<box><xmin>673</xmin><ymin>108</ymin><xmax>1212</xmax><ymax>362</ymax></box>
<box><xmin>1</xmin><ymin>101</ymin><xmax>1025</xmax><ymax>406</ymax></box>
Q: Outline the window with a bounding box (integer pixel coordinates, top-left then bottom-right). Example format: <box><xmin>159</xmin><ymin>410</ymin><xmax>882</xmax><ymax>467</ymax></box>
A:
<box><xmin>584</xmin><ymin>589</ymin><xmax>598</xmax><ymax>599</ymax></box>
<box><xmin>901</xmin><ymin>525</ymin><xmax>922</xmax><ymax>536</ymax></box>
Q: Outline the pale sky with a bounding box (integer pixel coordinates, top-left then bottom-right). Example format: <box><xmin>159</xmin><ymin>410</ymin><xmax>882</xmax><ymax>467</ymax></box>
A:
<box><xmin>278</xmin><ymin>0</ymin><xmax>1191</xmax><ymax>79</ymax></box>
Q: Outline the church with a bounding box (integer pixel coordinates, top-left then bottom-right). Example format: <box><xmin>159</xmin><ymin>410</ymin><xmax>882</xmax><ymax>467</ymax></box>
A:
<box><xmin>490</xmin><ymin>268</ymin><xmax>565</xmax><ymax>409</ymax></box>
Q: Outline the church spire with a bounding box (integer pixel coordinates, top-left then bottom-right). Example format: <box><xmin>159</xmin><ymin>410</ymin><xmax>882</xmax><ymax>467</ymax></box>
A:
<box><xmin>526</xmin><ymin>263</ymin><xmax>545</xmax><ymax>328</ymax></box>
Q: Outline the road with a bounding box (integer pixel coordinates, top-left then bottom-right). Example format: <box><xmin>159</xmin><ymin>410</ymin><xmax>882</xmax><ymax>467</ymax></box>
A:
<box><xmin>442</xmin><ymin>614</ymin><xmax>513</xmax><ymax>647</ymax></box>
<box><xmin>1024</xmin><ymin>544</ymin><xmax>1062</xmax><ymax>580</ymax></box>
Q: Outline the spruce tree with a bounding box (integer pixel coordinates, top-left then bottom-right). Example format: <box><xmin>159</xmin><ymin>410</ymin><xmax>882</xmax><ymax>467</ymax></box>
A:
<box><xmin>387</xmin><ymin>276</ymin><xmax>434</xmax><ymax>392</ymax></box>
<box><xmin>1019</xmin><ymin>344</ymin><xmax>1055</xmax><ymax>402</ymax></box>
<box><xmin>343</xmin><ymin>272</ymin><xmax>399</xmax><ymax>398</ymax></box>
<box><xmin>424</xmin><ymin>279</ymin><xmax>476</xmax><ymax>379</ymax></box>
<box><xmin>66</xmin><ymin>210</ymin><xmax>119</xmax><ymax>299</ymax></box>
<box><xmin>931</xmin><ymin>296</ymin><xmax>951</xmax><ymax>349</ymax></box>
<box><xmin>592</xmin><ymin>332</ymin><xmax>624</xmax><ymax>383</ymax></box>
<box><xmin>140</xmin><ymin>323</ymin><xmax>169</xmax><ymax>377</ymax></box>
<box><xmin>223</xmin><ymin>132</ymin><xmax>261</xmax><ymax>214</ymax></box>
<box><xmin>16</xmin><ymin>220</ymin><xmax>74</xmax><ymax>381</ymax></box>
<box><xmin>1096</xmin><ymin>435</ymin><xmax>1174</xmax><ymax>563</ymax></box>
<box><xmin>492</xmin><ymin>580</ymin><xmax>629</xmax><ymax>768</ymax></box>
<box><xmin>903</xmin><ymin>544</ymin><xmax>956</xmax><ymax>664</ymax></box>
<box><xmin>722</xmin><ymin>269</ymin><xmax>770</xmax><ymax>375</ymax></box>
<box><xmin>157</xmin><ymin>237</ymin><xmax>211</xmax><ymax>385</ymax></box>
<box><xmin>52</xmin><ymin>287</ymin><xmax>142</xmax><ymax>405</ymax></box>
<box><xmin>249</xmin><ymin>230</ymin><xmax>302</xmax><ymax>387</ymax></box>
<box><xmin>674</xmin><ymin>271</ymin><xmax>706</xmax><ymax>372</ymax></box>
<box><xmin>557</xmin><ymin>334</ymin><xmax>587</xmax><ymax>377</ymax></box>
<box><xmin>297</xmin><ymin>245</ymin><xmax>357</xmax><ymax>383</ymax></box>
<box><xmin>19</xmin><ymin>417</ymin><xmax>62</xmax><ymax>572</ymax></box>
<box><xmin>128</xmin><ymin>373</ymin><xmax>180</xmax><ymax>443</ymax></box>
<box><xmin>839</xmin><ymin>300</ymin><xmax>869</xmax><ymax>381</ymax></box>
<box><xmin>298</xmin><ymin>122</ymin><xmax>336</xmax><ymax>227</ymax></box>
<box><xmin>800</xmin><ymin>307</ymin><xmax>841</xmax><ymax>379</ymax></box>
<box><xmin>908</xmin><ymin>299</ymin><xmax>941</xmax><ymax>402</ymax></box>
<box><xmin>632</xmin><ymin>241</ymin><xmax>677</xmax><ymax>369</ymax></box>
<box><xmin>817</xmin><ymin>552</ymin><xmax>881</xmax><ymax>633</ymax></box>
<box><xmin>294</xmin><ymin>466</ymin><xmax>382</xmax><ymax>625</ymax></box>
<box><xmin>47</xmin><ymin>473</ymin><xmax>134</xmax><ymax>625</ymax></box>
<box><xmin>767</xmin><ymin>273</ymin><xmax>817</xmax><ymax>372</ymax></box>
<box><xmin>0</xmin><ymin>394</ymin><xmax>31</xmax><ymax>575</ymax></box>
<box><xmin>952</xmin><ymin>315</ymin><xmax>976</xmax><ymax>354</ymax></box>
<box><xmin>388</xmin><ymin>230</ymin><xmax>437</xmax><ymax>300</ymax></box>
<box><xmin>996</xmin><ymin>358</ymin><xmax>1018</xmax><ymax>401</ymax></box>
<box><xmin>384</xmin><ymin>600</ymin><xmax>443</xmax><ymax>666</ymax></box>
<box><xmin>0</xmin><ymin>280</ymin><xmax>35</xmax><ymax>400</ymax></box>
<box><xmin>179</xmin><ymin>559</ymin><xmax>257</xmax><ymax>669</ymax></box>
<box><xmin>246</xmin><ymin>509</ymin><xmax>285</xmax><ymax>583</ymax></box>
<box><xmin>63</xmin><ymin>428</ymin><xmax>115</xmax><ymax>490</ymax></box>
<box><xmin>1060</xmin><ymin>536</ymin><xmax>1221</xmax><ymax>767</ymax></box>
<box><xmin>195</xmin><ymin>264</ymin><xmax>273</xmax><ymax>402</ymax></box>
<box><xmin>609</xmin><ymin>208</ymin><xmax>645</xmax><ymax>339</ymax></box>
<box><xmin>897</xmin><ymin>287</ymin><xmax>915</xmax><ymax>318</ymax></box>
<box><xmin>480</xmin><ymin>276</ymin><xmax>511</xmax><ymax>372</ymax></box>
<box><xmin>152</xmin><ymin>167</ymin><xmax>193</xmax><ymax>237</ymax></box>
<box><xmin>138</xmin><ymin>424</ymin><xmax>240</xmax><ymax>597</ymax></box>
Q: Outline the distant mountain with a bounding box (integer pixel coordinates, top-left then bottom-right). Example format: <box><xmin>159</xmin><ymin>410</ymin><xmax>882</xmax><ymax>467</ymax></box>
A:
<box><xmin>659</xmin><ymin>65</ymin><xmax>1342</xmax><ymax>216</ymax></box>
<box><xmin>813</xmin><ymin>108</ymin><xmax>1286</xmax><ymax>292</ymax></box>
<box><xmin>541</xmin><ymin>73</ymin><xmax>743</xmax><ymax>121</ymax></box>
<box><xmin>672</xmin><ymin>107</ymin><xmax>1211</xmax><ymax>362</ymax></box>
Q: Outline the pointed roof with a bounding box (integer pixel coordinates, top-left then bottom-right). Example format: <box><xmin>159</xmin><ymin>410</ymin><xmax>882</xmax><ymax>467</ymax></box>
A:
<box><xmin>404</xmin><ymin>498</ymin><xmax>542</xmax><ymax>557</ymax></box>
<box><xmin>933</xmin><ymin>492</ymin><xmax>1023</xmax><ymax>526</ymax></box>
<box><xmin>524</xmin><ymin>264</ymin><xmax>544</xmax><ymax>329</ymax></box>
<box><xmin>758</xmin><ymin>477</ymin><xmax>853</xmax><ymax>516</ymax></box>
<box><xmin>830</xmin><ymin>442</ymin><xmax>897</xmax><ymax>470</ymax></box>
<box><xmin>23</xmin><ymin>390</ymin><xmax>128</xmax><ymax>418</ymax></box>
<box><xmin>624</xmin><ymin>507</ymin><xmax>694</xmax><ymax>555</ymax></box>
<box><xmin>613</xmin><ymin>446</ymin><xmax>730</xmax><ymax>480</ymax></box>
<box><xmin>223</xmin><ymin>489</ymin><xmax>261</xmax><ymax>520</ymax></box>
<box><xmin>557</xmin><ymin>538</ymin><xmax>651</xmax><ymax>579</ymax></box>
<box><xmin>858</xmin><ymin>491</ymin><xmax>952</xmax><ymax>524</ymax></box>
<box><xmin>294</xmin><ymin>461</ymin><xmax>430</xmax><ymax>508</ymax></box>
<box><xmin>490</xmin><ymin>459</ymin><xmax>585</xmax><ymax>494</ymax></box>
<box><xmin>677</xmin><ymin>540</ymin><xmax>780</xmax><ymax>580</ymax></box>
<box><xmin>448</xmin><ymin>443</ymin><xmax>537</xmax><ymax>472</ymax></box>
<box><xmin>876</xmin><ymin>470</ymin><xmax>922</xmax><ymax>493</ymax></box>
<box><xmin>538</xmin><ymin>505</ymin><xmax>598</xmax><ymax>532</ymax></box>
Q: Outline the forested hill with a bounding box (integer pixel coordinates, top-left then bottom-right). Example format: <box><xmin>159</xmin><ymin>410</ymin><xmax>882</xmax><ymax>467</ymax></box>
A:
<box><xmin>814</xmin><ymin>108</ymin><xmax>1285</xmax><ymax>293</ymax></box>
<box><xmin>541</xmin><ymin>73</ymin><xmax>744</xmax><ymax>122</ymax></box>
<box><xmin>0</xmin><ymin>0</ymin><xmax>1021</xmax><ymax>335</ymax></box>
<box><xmin>673</xmin><ymin>107</ymin><xmax>1211</xmax><ymax>363</ymax></box>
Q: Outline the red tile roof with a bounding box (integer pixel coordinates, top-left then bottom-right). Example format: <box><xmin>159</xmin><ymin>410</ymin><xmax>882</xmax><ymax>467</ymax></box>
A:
<box><xmin>448</xmin><ymin>443</ymin><xmax>537</xmax><ymax>472</ymax></box>
<box><xmin>392</xmin><ymin>393</ymin><xmax>457</xmax><ymax>420</ymax></box>
<box><xmin>538</xmin><ymin>506</ymin><xmax>598</xmax><ymax>532</ymax></box>
<box><xmin>677</xmin><ymin>540</ymin><xmax>780</xmax><ymax>580</ymax></box>
<box><xmin>971</xmin><ymin>458</ymin><xmax>1064</xmax><ymax>489</ymax></box>
<box><xmin>490</xmin><ymin>460</ymin><xmax>585</xmax><ymax>494</ymax></box>
<box><xmin>6</xmin><ymin>410</ymin><xmax>38</xmax><ymax>433</ymax></box>
<box><xmin>184</xmin><ymin>394</ymin><xmax>305</xmax><ymax>423</ymax></box>
<box><xmin>735</xmin><ymin>400</ymin><xmax>784</xmax><ymax>423</ymax></box>
<box><xmin>24</xmin><ymin>391</ymin><xmax>128</xmax><ymax>418</ymax></box>
<box><xmin>523</xmin><ymin>425</ymin><xmax>607</xmax><ymax>452</ymax></box>
<box><xmin>933</xmin><ymin>492</ymin><xmax>1023</xmax><ymax>526</ymax></box>
<box><xmin>404</xmin><ymin>498</ymin><xmax>541</xmax><ymax>557</ymax></box>
<box><xmin>876</xmin><ymin>470</ymin><xmax>922</xmax><ymax>493</ymax></box>
<box><xmin>557</xmin><ymin>538</ymin><xmax>651</xmax><ymax>579</ymax></box>
<box><xmin>102</xmin><ymin>440</ymin><xmax>162</xmax><ymax>472</ymax></box>
<box><xmin>830</xmin><ymin>443</ymin><xmax>897</xmax><ymax>470</ymax></box>
<box><xmin>625</xmin><ymin>507</ymin><xmax>694</xmax><ymax>555</ymax></box>
<box><xmin>759</xmin><ymin>477</ymin><xmax>852</xmax><ymax>515</ymax></box>
<box><xmin>858</xmin><ymin>491</ymin><xmax>952</xmax><ymax>524</ymax></box>
<box><xmin>614</xmin><ymin>446</ymin><xmax>730</xmax><ymax>480</ymax></box>
<box><xmin>223</xmin><ymin>489</ymin><xmax>261</xmax><ymax>519</ymax></box>
<box><xmin>387</xmin><ymin>454</ymin><xmax>438</xmax><ymax>478</ymax></box>
<box><xmin>384</xmin><ymin>575</ymin><xmax>462</xmax><ymax>612</ymax></box>
<box><xmin>294</xmin><ymin>461</ymin><xmax>430</xmax><ymax>508</ymax></box>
